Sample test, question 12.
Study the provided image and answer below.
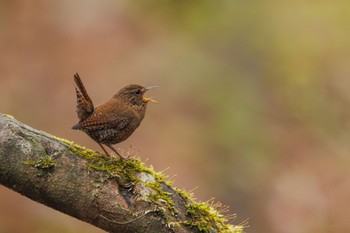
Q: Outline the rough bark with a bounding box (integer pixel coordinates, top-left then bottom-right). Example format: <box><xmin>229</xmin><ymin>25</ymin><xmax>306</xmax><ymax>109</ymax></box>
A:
<box><xmin>0</xmin><ymin>113</ymin><xmax>241</xmax><ymax>233</ymax></box>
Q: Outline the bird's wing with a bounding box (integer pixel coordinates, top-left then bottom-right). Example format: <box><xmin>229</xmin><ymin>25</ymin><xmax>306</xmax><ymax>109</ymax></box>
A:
<box><xmin>79</xmin><ymin>102</ymin><xmax>134</xmax><ymax>131</ymax></box>
<box><xmin>79</xmin><ymin>114</ymin><xmax>132</xmax><ymax>131</ymax></box>
<box><xmin>74</xmin><ymin>73</ymin><xmax>94</xmax><ymax>121</ymax></box>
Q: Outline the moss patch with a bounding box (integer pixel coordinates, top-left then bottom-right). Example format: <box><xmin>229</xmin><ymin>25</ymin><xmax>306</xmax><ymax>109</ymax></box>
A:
<box><xmin>146</xmin><ymin>181</ymin><xmax>176</xmax><ymax>213</ymax></box>
<box><xmin>50</xmin><ymin>135</ymin><xmax>246</xmax><ymax>232</ymax></box>
<box><xmin>23</xmin><ymin>156</ymin><xmax>56</xmax><ymax>169</ymax></box>
<box><xmin>2</xmin><ymin>114</ymin><xmax>15</xmax><ymax>119</ymax></box>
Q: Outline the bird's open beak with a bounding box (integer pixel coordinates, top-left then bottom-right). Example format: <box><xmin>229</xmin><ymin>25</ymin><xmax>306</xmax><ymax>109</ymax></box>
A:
<box><xmin>143</xmin><ymin>86</ymin><xmax>159</xmax><ymax>103</ymax></box>
<box><xmin>143</xmin><ymin>97</ymin><xmax>159</xmax><ymax>103</ymax></box>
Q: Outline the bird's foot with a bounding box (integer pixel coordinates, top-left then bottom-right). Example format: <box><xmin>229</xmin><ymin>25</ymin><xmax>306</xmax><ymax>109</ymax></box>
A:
<box><xmin>106</xmin><ymin>145</ymin><xmax>126</xmax><ymax>160</ymax></box>
<box><xmin>97</xmin><ymin>143</ymin><xmax>124</xmax><ymax>160</ymax></box>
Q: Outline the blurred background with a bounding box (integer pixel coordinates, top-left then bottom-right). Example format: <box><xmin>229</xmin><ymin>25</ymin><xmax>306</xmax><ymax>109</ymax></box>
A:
<box><xmin>1</xmin><ymin>1</ymin><xmax>350</xmax><ymax>233</ymax></box>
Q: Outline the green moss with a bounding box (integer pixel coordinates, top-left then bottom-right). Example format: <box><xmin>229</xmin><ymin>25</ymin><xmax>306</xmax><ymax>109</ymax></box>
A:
<box><xmin>87</xmin><ymin>157</ymin><xmax>147</xmax><ymax>183</ymax></box>
<box><xmin>23</xmin><ymin>156</ymin><xmax>56</xmax><ymax>169</ymax></box>
<box><xmin>51</xmin><ymin>135</ymin><xmax>108</xmax><ymax>162</ymax></box>
<box><xmin>183</xmin><ymin>201</ymin><xmax>245</xmax><ymax>233</ymax></box>
<box><xmin>146</xmin><ymin>181</ymin><xmax>176</xmax><ymax>213</ymax></box>
<box><xmin>50</xmin><ymin>135</ymin><xmax>167</xmax><ymax>184</ymax></box>
<box><xmin>2</xmin><ymin>114</ymin><xmax>15</xmax><ymax>119</ymax></box>
<box><xmin>47</xmin><ymin>135</ymin><xmax>245</xmax><ymax>232</ymax></box>
<box><xmin>175</xmin><ymin>187</ymin><xmax>194</xmax><ymax>201</ymax></box>
<box><xmin>48</xmin><ymin>135</ymin><xmax>158</xmax><ymax>179</ymax></box>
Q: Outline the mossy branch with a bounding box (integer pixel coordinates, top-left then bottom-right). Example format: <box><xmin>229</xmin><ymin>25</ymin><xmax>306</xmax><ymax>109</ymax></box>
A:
<box><xmin>0</xmin><ymin>113</ymin><xmax>245</xmax><ymax>233</ymax></box>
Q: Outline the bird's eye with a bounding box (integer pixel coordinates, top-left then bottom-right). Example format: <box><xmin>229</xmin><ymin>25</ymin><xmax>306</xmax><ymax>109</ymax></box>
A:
<box><xmin>135</xmin><ymin>89</ymin><xmax>141</xmax><ymax>95</ymax></box>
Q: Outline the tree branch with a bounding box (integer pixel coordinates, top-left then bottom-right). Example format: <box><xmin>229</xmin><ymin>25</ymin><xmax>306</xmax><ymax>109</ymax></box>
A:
<box><xmin>0</xmin><ymin>113</ymin><xmax>244</xmax><ymax>233</ymax></box>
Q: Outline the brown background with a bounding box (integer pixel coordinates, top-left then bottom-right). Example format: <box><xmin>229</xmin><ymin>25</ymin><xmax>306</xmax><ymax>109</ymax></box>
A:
<box><xmin>1</xmin><ymin>1</ymin><xmax>350</xmax><ymax>233</ymax></box>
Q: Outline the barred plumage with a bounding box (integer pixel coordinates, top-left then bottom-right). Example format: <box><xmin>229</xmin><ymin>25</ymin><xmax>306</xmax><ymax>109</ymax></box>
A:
<box><xmin>72</xmin><ymin>73</ymin><xmax>158</xmax><ymax>159</ymax></box>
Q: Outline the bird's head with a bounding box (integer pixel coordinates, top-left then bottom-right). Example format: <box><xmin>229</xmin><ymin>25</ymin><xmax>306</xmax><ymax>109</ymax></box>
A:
<box><xmin>115</xmin><ymin>84</ymin><xmax>158</xmax><ymax>107</ymax></box>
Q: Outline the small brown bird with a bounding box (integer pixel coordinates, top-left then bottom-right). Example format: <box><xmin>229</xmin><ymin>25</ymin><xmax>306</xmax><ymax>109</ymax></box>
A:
<box><xmin>72</xmin><ymin>73</ymin><xmax>158</xmax><ymax>159</ymax></box>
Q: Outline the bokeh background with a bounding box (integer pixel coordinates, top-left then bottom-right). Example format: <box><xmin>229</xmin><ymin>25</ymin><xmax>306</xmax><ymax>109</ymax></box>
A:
<box><xmin>1</xmin><ymin>1</ymin><xmax>350</xmax><ymax>233</ymax></box>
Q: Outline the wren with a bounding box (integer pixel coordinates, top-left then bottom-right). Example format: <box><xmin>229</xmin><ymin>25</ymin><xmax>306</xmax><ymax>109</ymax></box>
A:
<box><xmin>72</xmin><ymin>73</ymin><xmax>158</xmax><ymax>159</ymax></box>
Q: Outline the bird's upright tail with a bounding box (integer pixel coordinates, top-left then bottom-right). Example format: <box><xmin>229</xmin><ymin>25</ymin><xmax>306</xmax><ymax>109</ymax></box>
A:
<box><xmin>74</xmin><ymin>73</ymin><xmax>94</xmax><ymax>121</ymax></box>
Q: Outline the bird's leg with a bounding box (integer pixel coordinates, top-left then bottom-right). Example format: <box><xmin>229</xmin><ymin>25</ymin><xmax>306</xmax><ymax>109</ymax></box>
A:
<box><xmin>98</xmin><ymin>143</ymin><xmax>110</xmax><ymax>156</ymax></box>
<box><xmin>106</xmin><ymin>145</ymin><xmax>126</xmax><ymax>160</ymax></box>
